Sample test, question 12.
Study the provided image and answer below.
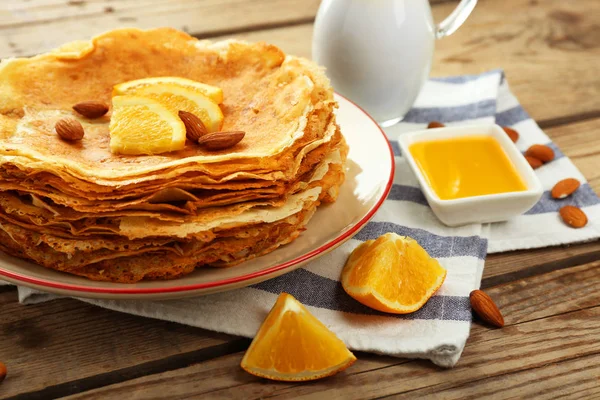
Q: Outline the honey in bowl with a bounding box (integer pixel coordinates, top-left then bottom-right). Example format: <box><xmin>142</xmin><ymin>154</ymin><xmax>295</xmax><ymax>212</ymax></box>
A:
<box><xmin>409</xmin><ymin>135</ymin><xmax>527</xmax><ymax>200</ymax></box>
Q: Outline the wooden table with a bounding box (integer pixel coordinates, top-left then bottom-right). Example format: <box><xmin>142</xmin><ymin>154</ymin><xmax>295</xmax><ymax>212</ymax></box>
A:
<box><xmin>1</xmin><ymin>0</ymin><xmax>599</xmax><ymax>398</ymax></box>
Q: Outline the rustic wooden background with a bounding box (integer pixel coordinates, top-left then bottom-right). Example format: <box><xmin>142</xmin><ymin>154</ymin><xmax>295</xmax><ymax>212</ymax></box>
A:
<box><xmin>1</xmin><ymin>0</ymin><xmax>599</xmax><ymax>398</ymax></box>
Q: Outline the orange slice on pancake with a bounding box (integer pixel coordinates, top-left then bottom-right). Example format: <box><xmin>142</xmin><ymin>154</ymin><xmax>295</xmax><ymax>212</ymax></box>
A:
<box><xmin>109</xmin><ymin>95</ymin><xmax>186</xmax><ymax>155</ymax></box>
<box><xmin>114</xmin><ymin>77</ymin><xmax>224</xmax><ymax>132</ymax></box>
<box><xmin>114</xmin><ymin>77</ymin><xmax>224</xmax><ymax>104</ymax></box>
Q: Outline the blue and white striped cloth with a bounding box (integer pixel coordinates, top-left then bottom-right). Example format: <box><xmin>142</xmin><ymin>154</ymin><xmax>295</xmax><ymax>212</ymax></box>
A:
<box><xmin>9</xmin><ymin>70</ymin><xmax>600</xmax><ymax>368</ymax></box>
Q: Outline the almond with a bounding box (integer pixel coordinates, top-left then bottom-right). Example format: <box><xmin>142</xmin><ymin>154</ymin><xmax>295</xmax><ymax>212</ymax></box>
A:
<box><xmin>469</xmin><ymin>290</ymin><xmax>504</xmax><ymax>328</ymax></box>
<box><xmin>427</xmin><ymin>121</ymin><xmax>445</xmax><ymax>129</ymax></box>
<box><xmin>0</xmin><ymin>361</ymin><xmax>6</xmax><ymax>382</ymax></box>
<box><xmin>197</xmin><ymin>131</ymin><xmax>245</xmax><ymax>150</ymax></box>
<box><xmin>502</xmin><ymin>126</ymin><xmax>519</xmax><ymax>143</ymax></box>
<box><xmin>525</xmin><ymin>144</ymin><xmax>554</xmax><ymax>163</ymax></box>
<box><xmin>72</xmin><ymin>101</ymin><xmax>109</xmax><ymax>119</ymax></box>
<box><xmin>551</xmin><ymin>178</ymin><xmax>581</xmax><ymax>199</ymax></box>
<box><xmin>559</xmin><ymin>205</ymin><xmax>588</xmax><ymax>228</ymax></box>
<box><xmin>178</xmin><ymin>110</ymin><xmax>208</xmax><ymax>142</ymax></box>
<box><xmin>525</xmin><ymin>155</ymin><xmax>543</xmax><ymax>169</ymax></box>
<box><xmin>55</xmin><ymin>118</ymin><xmax>84</xmax><ymax>141</ymax></box>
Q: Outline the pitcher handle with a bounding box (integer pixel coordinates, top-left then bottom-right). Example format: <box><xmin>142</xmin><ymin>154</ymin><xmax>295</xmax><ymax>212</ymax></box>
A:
<box><xmin>435</xmin><ymin>0</ymin><xmax>478</xmax><ymax>39</ymax></box>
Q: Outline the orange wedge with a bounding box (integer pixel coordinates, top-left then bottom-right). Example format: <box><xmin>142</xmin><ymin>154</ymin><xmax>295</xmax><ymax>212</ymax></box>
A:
<box><xmin>241</xmin><ymin>293</ymin><xmax>356</xmax><ymax>381</ymax></box>
<box><xmin>341</xmin><ymin>233</ymin><xmax>446</xmax><ymax>314</ymax></box>
<box><xmin>113</xmin><ymin>77</ymin><xmax>224</xmax><ymax>133</ymax></box>
<box><xmin>134</xmin><ymin>84</ymin><xmax>223</xmax><ymax>132</ymax></box>
<box><xmin>109</xmin><ymin>95</ymin><xmax>186</xmax><ymax>155</ymax></box>
<box><xmin>113</xmin><ymin>76</ymin><xmax>224</xmax><ymax>104</ymax></box>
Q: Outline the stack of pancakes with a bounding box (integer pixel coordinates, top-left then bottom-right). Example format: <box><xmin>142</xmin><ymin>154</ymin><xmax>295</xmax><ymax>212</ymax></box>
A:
<box><xmin>0</xmin><ymin>28</ymin><xmax>347</xmax><ymax>283</ymax></box>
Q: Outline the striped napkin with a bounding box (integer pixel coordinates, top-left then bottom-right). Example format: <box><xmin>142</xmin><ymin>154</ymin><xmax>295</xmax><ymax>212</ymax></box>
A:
<box><xmin>4</xmin><ymin>70</ymin><xmax>599</xmax><ymax>368</ymax></box>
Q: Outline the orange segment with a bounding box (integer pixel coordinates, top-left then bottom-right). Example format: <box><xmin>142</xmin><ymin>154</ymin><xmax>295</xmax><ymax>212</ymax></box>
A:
<box><xmin>113</xmin><ymin>77</ymin><xmax>224</xmax><ymax>133</ymax></box>
<box><xmin>109</xmin><ymin>95</ymin><xmax>186</xmax><ymax>155</ymax></box>
<box><xmin>341</xmin><ymin>233</ymin><xmax>447</xmax><ymax>314</ymax></box>
<box><xmin>113</xmin><ymin>76</ymin><xmax>224</xmax><ymax>104</ymax></box>
<box><xmin>241</xmin><ymin>293</ymin><xmax>356</xmax><ymax>381</ymax></box>
<box><xmin>130</xmin><ymin>84</ymin><xmax>223</xmax><ymax>132</ymax></box>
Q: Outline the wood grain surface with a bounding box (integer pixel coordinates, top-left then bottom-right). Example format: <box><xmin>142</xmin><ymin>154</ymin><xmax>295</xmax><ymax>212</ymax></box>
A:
<box><xmin>59</xmin><ymin>261</ymin><xmax>600</xmax><ymax>399</ymax></box>
<box><xmin>0</xmin><ymin>0</ymin><xmax>320</xmax><ymax>57</ymax></box>
<box><xmin>0</xmin><ymin>290</ymin><xmax>249</xmax><ymax>399</ymax></box>
<box><xmin>548</xmin><ymin>118</ymin><xmax>600</xmax><ymax>190</ymax></box>
<box><xmin>431</xmin><ymin>0</ymin><xmax>600</xmax><ymax>124</ymax></box>
<box><xmin>0</xmin><ymin>0</ymin><xmax>599</xmax><ymax>398</ymax></box>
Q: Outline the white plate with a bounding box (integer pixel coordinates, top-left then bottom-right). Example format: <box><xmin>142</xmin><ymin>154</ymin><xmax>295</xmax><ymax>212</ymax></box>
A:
<box><xmin>0</xmin><ymin>94</ymin><xmax>395</xmax><ymax>299</ymax></box>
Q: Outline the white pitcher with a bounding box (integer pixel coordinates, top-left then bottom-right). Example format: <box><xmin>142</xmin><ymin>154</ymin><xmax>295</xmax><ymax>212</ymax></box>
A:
<box><xmin>313</xmin><ymin>0</ymin><xmax>477</xmax><ymax>127</ymax></box>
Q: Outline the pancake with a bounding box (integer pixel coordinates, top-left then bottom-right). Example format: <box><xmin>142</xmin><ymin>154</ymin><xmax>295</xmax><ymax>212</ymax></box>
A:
<box><xmin>0</xmin><ymin>28</ymin><xmax>347</xmax><ymax>283</ymax></box>
<box><xmin>0</xmin><ymin>124</ymin><xmax>343</xmax><ymax>215</ymax></box>
<box><xmin>0</xmin><ymin>209</ymin><xmax>312</xmax><ymax>282</ymax></box>
<box><xmin>0</xmin><ymin>140</ymin><xmax>346</xmax><ymax>240</ymax></box>
<box><xmin>0</xmin><ymin>158</ymin><xmax>345</xmax><ymax>282</ymax></box>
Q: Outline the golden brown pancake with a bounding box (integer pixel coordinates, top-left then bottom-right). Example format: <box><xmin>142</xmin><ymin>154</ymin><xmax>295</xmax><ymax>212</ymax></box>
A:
<box><xmin>0</xmin><ymin>158</ymin><xmax>346</xmax><ymax>282</ymax></box>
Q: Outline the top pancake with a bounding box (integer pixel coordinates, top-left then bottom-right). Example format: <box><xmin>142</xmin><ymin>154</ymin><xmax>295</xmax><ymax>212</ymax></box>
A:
<box><xmin>0</xmin><ymin>28</ymin><xmax>335</xmax><ymax>180</ymax></box>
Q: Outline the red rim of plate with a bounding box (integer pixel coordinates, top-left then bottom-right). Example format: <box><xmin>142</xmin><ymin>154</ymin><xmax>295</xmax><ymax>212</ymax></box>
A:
<box><xmin>0</xmin><ymin>93</ymin><xmax>395</xmax><ymax>294</ymax></box>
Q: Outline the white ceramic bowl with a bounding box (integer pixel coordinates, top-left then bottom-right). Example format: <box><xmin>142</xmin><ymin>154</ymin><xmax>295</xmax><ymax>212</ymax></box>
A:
<box><xmin>398</xmin><ymin>124</ymin><xmax>543</xmax><ymax>226</ymax></box>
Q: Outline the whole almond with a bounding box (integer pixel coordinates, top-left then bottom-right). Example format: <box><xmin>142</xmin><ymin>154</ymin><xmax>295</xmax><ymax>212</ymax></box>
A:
<box><xmin>551</xmin><ymin>178</ymin><xmax>581</xmax><ymax>199</ymax></box>
<box><xmin>55</xmin><ymin>118</ymin><xmax>84</xmax><ymax>141</ymax></box>
<box><xmin>197</xmin><ymin>131</ymin><xmax>245</xmax><ymax>150</ymax></box>
<box><xmin>0</xmin><ymin>361</ymin><xmax>6</xmax><ymax>382</ymax></box>
<box><xmin>179</xmin><ymin>110</ymin><xmax>208</xmax><ymax>142</ymax></box>
<box><xmin>502</xmin><ymin>126</ymin><xmax>519</xmax><ymax>143</ymax></box>
<box><xmin>525</xmin><ymin>144</ymin><xmax>554</xmax><ymax>163</ymax></box>
<box><xmin>73</xmin><ymin>101</ymin><xmax>109</xmax><ymax>118</ymax></box>
<box><xmin>525</xmin><ymin>155</ymin><xmax>543</xmax><ymax>169</ymax></box>
<box><xmin>470</xmin><ymin>290</ymin><xmax>504</xmax><ymax>328</ymax></box>
<box><xmin>427</xmin><ymin>121</ymin><xmax>445</xmax><ymax>129</ymax></box>
<box><xmin>559</xmin><ymin>205</ymin><xmax>588</xmax><ymax>228</ymax></box>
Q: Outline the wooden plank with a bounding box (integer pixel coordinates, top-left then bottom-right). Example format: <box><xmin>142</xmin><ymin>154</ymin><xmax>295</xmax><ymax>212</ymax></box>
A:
<box><xmin>389</xmin><ymin>353</ymin><xmax>600</xmax><ymax>399</ymax></box>
<box><xmin>546</xmin><ymin>117</ymin><xmax>600</xmax><ymax>192</ymax></box>
<box><xmin>0</xmin><ymin>290</ymin><xmax>248</xmax><ymax>398</ymax></box>
<box><xmin>0</xmin><ymin>0</ymin><xmax>320</xmax><ymax>57</ymax></box>
<box><xmin>567</xmin><ymin>154</ymin><xmax>600</xmax><ymax>194</ymax></box>
<box><xmin>0</xmin><ymin>0</ymin><xmax>452</xmax><ymax>29</ymax></box>
<box><xmin>61</xmin><ymin>351</ymin><xmax>408</xmax><ymax>400</ymax></box>
<box><xmin>484</xmin><ymin>240</ymin><xmax>600</xmax><ymax>288</ymax></box>
<box><xmin>60</xmin><ymin>260</ymin><xmax>600</xmax><ymax>399</ymax></box>
<box><xmin>546</xmin><ymin>118</ymin><xmax>600</xmax><ymax>159</ymax></box>
<box><xmin>431</xmin><ymin>0</ymin><xmax>600</xmax><ymax>123</ymax></box>
<box><xmin>478</xmin><ymin>259</ymin><xmax>600</xmax><ymax>327</ymax></box>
